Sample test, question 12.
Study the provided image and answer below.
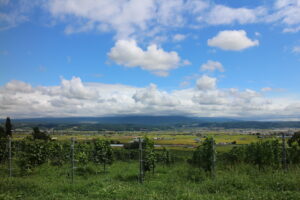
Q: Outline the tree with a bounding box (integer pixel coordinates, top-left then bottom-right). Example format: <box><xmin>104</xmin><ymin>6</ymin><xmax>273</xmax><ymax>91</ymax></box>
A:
<box><xmin>191</xmin><ymin>137</ymin><xmax>216</xmax><ymax>175</ymax></box>
<box><xmin>160</xmin><ymin>147</ymin><xmax>173</xmax><ymax>166</ymax></box>
<box><xmin>0</xmin><ymin>126</ymin><xmax>7</xmax><ymax>163</ymax></box>
<box><xmin>32</xmin><ymin>127</ymin><xmax>51</xmax><ymax>141</ymax></box>
<box><xmin>288</xmin><ymin>131</ymin><xmax>300</xmax><ymax>147</ymax></box>
<box><xmin>5</xmin><ymin>117</ymin><xmax>12</xmax><ymax>137</ymax></box>
<box><xmin>17</xmin><ymin>139</ymin><xmax>49</xmax><ymax>174</ymax></box>
<box><xmin>93</xmin><ymin>139</ymin><xmax>113</xmax><ymax>172</ymax></box>
<box><xmin>227</xmin><ymin>140</ymin><xmax>281</xmax><ymax>169</ymax></box>
<box><xmin>224</xmin><ymin>146</ymin><xmax>246</xmax><ymax>165</ymax></box>
<box><xmin>0</xmin><ymin>126</ymin><xmax>5</xmax><ymax>139</ymax></box>
<box><xmin>286</xmin><ymin>131</ymin><xmax>300</xmax><ymax>165</ymax></box>
<box><xmin>143</xmin><ymin>137</ymin><xmax>156</xmax><ymax>174</ymax></box>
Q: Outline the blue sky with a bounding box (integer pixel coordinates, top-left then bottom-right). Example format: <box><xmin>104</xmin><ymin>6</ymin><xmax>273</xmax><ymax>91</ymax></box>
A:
<box><xmin>1</xmin><ymin>0</ymin><xmax>300</xmax><ymax>120</ymax></box>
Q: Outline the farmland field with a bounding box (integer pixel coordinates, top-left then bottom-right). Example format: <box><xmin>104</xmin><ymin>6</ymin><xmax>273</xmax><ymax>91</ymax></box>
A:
<box><xmin>12</xmin><ymin>130</ymin><xmax>270</xmax><ymax>147</ymax></box>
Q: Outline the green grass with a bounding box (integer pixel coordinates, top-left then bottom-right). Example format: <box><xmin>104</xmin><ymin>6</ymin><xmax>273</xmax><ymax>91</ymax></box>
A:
<box><xmin>1</xmin><ymin>161</ymin><xmax>300</xmax><ymax>200</ymax></box>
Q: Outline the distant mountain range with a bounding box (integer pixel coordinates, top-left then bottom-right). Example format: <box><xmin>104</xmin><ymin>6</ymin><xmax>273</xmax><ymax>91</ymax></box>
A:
<box><xmin>12</xmin><ymin>115</ymin><xmax>238</xmax><ymax>125</ymax></box>
<box><xmin>5</xmin><ymin>116</ymin><xmax>300</xmax><ymax>130</ymax></box>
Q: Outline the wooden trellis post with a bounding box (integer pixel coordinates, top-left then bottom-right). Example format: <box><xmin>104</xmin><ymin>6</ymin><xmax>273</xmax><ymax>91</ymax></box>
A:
<box><xmin>8</xmin><ymin>136</ymin><xmax>12</xmax><ymax>177</ymax></box>
<box><xmin>282</xmin><ymin>132</ymin><xmax>287</xmax><ymax>171</ymax></box>
<box><xmin>71</xmin><ymin>137</ymin><xmax>75</xmax><ymax>183</ymax></box>
<box><xmin>139</xmin><ymin>138</ymin><xmax>144</xmax><ymax>183</ymax></box>
<box><xmin>211</xmin><ymin>138</ymin><xmax>216</xmax><ymax>179</ymax></box>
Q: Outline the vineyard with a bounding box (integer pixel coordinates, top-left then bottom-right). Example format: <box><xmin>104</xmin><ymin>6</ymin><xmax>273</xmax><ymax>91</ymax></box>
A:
<box><xmin>1</xmin><ymin>131</ymin><xmax>300</xmax><ymax>199</ymax></box>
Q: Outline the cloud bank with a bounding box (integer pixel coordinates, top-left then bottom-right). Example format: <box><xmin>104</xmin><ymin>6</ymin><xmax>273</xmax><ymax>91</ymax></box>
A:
<box><xmin>1</xmin><ymin>77</ymin><xmax>299</xmax><ymax>120</ymax></box>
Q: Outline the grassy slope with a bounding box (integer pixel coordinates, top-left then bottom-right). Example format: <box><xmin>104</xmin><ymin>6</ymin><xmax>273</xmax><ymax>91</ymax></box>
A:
<box><xmin>1</xmin><ymin>161</ymin><xmax>300</xmax><ymax>200</ymax></box>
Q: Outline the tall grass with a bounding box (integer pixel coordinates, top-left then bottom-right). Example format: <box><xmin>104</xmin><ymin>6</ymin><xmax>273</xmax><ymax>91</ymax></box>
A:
<box><xmin>1</xmin><ymin>161</ymin><xmax>300</xmax><ymax>200</ymax></box>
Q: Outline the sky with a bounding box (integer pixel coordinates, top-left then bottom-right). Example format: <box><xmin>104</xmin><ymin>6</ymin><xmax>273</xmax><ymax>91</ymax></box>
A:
<box><xmin>0</xmin><ymin>0</ymin><xmax>300</xmax><ymax>120</ymax></box>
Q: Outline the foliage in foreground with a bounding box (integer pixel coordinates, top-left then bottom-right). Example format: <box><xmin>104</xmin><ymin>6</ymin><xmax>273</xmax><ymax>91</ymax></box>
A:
<box><xmin>0</xmin><ymin>162</ymin><xmax>300</xmax><ymax>200</ymax></box>
<box><xmin>1</xmin><ymin>134</ymin><xmax>300</xmax><ymax>199</ymax></box>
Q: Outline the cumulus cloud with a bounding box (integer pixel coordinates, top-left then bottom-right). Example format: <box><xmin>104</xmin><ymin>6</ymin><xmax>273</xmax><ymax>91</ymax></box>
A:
<box><xmin>173</xmin><ymin>34</ymin><xmax>186</xmax><ymax>42</ymax></box>
<box><xmin>205</xmin><ymin>5</ymin><xmax>266</xmax><ymax>25</ymax></box>
<box><xmin>0</xmin><ymin>77</ymin><xmax>299</xmax><ymax>119</ymax></box>
<box><xmin>207</xmin><ymin>30</ymin><xmax>259</xmax><ymax>51</ymax></box>
<box><xmin>133</xmin><ymin>83</ymin><xmax>179</xmax><ymax>107</ymax></box>
<box><xmin>108</xmin><ymin>39</ymin><xmax>182</xmax><ymax>76</ymax></box>
<box><xmin>196</xmin><ymin>75</ymin><xmax>216</xmax><ymax>90</ymax></box>
<box><xmin>4</xmin><ymin>80</ymin><xmax>33</xmax><ymax>93</ymax></box>
<box><xmin>59</xmin><ymin>77</ymin><xmax>98</xmax><ymax>99</ymax></box>
<box><xmin>200</xmin><ymin>60</ymin><xmax>224</xmax><ymax>72</ymax></box>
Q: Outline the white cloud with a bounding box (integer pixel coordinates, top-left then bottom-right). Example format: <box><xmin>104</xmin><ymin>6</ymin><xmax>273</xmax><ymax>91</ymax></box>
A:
<box><xmin>283</xmin><ymin>26</ymin><xmax>300</xmax><ymax>33</ymax></box>
<box><xmin>200</xmin><ymin>60</ymin><xmax>224</xmax><ymax>72</ymax></box>
<box><xmin>155</xmin><ymin>0</ymin><xmax>185</xmax><ymax>27</ymax></box>
<box><xmin>183</xmin><ymin>60</ymin><xmax>191</xmax><ymax>65</ymax></box>
<box><xmin>0</xmin><ymin>77</ymin><xmax>299</xmax><ymax>119</ymax></box>
<box><xmin>196</xmin><ymin>75</ymin><xmax>216</xmax><ymax>90</ymax></box>
<box><xmin>185</xmin><ymin>0</ymin><xmax>209</xmax><ymax>14</ymax></box>
<box><xmin>261</xmin><ymin>87</ymin><xmax>285</xmax><ymax>92</ymax></box>
<box><xmin>133</xmin><ymin>83</ymin><xmax>179</xmax><ymax>107</ymax></box>
<box><xmin>255</xmin><ymin>32</ymin><xmax>261</xmax><ymax>36</ymax></box>
<box><xmin>43</xmin><ymin>0</ymin><xmax>269</xmax><ymax>39</ymax></box>
<box><xmin>261</xmin><ymin>87</ymin><xmax>273</xmax><ymax>92</ymax></box>
<box><xmin>4</xmin><ymin>80</ymin><xmax>33</xmax><ymax>93</ymax></box>
<box><xmin>207</xmin><ymin>30</ymin><xmax>259</xmax><ymax>51</ymax></box>
<box><xmin>48</xmin><ymin>0</ymin><xmax>157</xmax><ymax>39</ymax></box>
<box><xmin>0</xmin><ymin>11</ymin><xmax>28</xmax><ymax>31</ymax></box>
<box><xmin>292</xmin><ymin>46</ymin><xmax>300</xmax><ymax>53</ymax></box>
<box><xmin>274</xmin><ymin>0</ymin><xmax>300</xmax><ymax>25</ymax></box>
<box><xmin>47</xmin><ymin>0</ymin><xmax>195</xmax><ymax>39</ymax></box>
<box><xmin>268</xmin><ymin>0</ymin><xmax>300</xmax><ymax>32</ymax></box>
<box><xmin>180</xmin><ymin>81</ymin><xmax>190</xmax><ymax>88</ymax></box>
<box><xmin>0</xmin><ymin>0</ymin><xmax>41</xmax><ymax>31</ymax></box>
<box><xmin>108</xmin><ymin>39</ymin><xmax>182</xmax><ymax>76</ymax></box>
<box><xmin>205</xmin><ymin>5</ymin><xmax>266</xmax><ymax>25</ymax></box>
<box><xmin>173</xmin><ymin>34</ymin><xmax>186</xmax><ymax>42</ymax></box>
<box><xmin>59</xmin><ymin>77</ymin><xmax>98</xmax><ymax>99</ymax></box>
<box><xmin>1</xmin><ymin>0</ymin><xmax>300</xmax><ymax>36</ymax></box>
